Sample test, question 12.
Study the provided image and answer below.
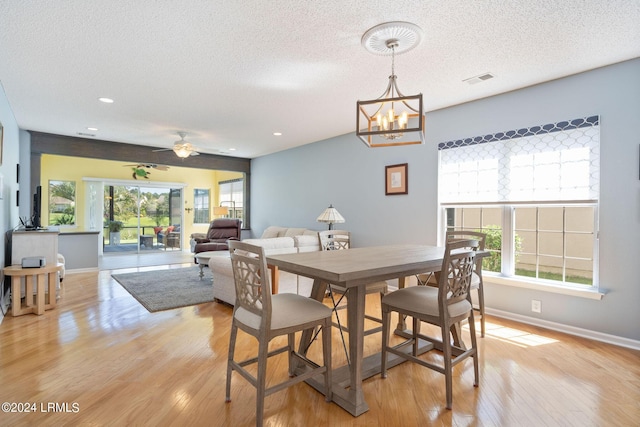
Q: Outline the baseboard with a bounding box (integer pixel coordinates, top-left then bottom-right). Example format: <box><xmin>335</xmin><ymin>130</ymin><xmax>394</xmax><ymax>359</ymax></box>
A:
<box><xmin>487</xmin><ymin>308</ymin><xmax>640</xmax><ymax>351</ymax></box>
<box><xmin>66</xmin><ymin>267</ymin><xmax>99</xmax><ymax>274</ymax></box>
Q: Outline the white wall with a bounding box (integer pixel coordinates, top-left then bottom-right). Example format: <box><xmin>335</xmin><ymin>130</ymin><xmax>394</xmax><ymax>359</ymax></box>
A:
<box><xmin>252</xmin><ymin>58</ymin><xmax>640</xmax><ymax>343</ymax></box>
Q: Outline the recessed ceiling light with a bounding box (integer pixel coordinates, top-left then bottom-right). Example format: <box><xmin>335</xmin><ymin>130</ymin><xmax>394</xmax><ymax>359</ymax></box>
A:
<box><xmin>98</xmin><ymin>97</ymin><xmax>114</xmax><ymax>103</ymax></box>
<box><xmin>87</xmin><ymin>127</ymin><xmax>98</xmax><ymax>131</ymax></box>
<box><xmin>229</xmin><ymin>148</ymin><xmax>236</xmax><ymax>151</ymax></box>
<box><xmin>273</xmin><ymin>132</ymin><xmax>282</xmax><ymax>136</ymax></box>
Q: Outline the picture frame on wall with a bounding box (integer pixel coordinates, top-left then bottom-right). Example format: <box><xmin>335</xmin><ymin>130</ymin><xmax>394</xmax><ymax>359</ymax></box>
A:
<box><xmin>385</xmin><ymin>163</ymin><xmax>408</xmax><ymax>195</ymax></box>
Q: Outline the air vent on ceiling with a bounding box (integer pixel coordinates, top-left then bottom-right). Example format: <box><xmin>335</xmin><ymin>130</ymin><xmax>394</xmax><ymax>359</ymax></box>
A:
<box><xmin>77</xmin><ymin>132</ymin><xmax>96</xmax><ymax>137</ymax></box>
<box><xmin>463</xmin><ymin>72</ymin><xmax>495</xmax><ymax>85</ymax></box>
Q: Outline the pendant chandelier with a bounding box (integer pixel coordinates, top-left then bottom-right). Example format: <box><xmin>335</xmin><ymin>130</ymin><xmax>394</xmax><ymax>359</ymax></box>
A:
<box><xmin>356</xmin><ymin>22</ymin><xmax>425</xmax><ymax>148</ymax></box>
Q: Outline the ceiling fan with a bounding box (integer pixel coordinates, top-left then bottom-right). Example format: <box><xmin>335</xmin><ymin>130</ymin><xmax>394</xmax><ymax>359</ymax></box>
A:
<box><xmin>153</xmin><ymin>131</ymin><xmax>200</xmax><ymax>158</ymax></box>
<box><xmin>124</xmin><ymin>163</ymin><xmax>170</xmax><ymax>179</ymax></box>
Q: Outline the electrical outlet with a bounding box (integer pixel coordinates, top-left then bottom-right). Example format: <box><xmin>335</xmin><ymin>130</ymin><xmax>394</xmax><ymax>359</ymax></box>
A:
<box><xmin>531</xmin><ymin>299</ymin><xmax>541</xmax><ymax>313</ymax></box>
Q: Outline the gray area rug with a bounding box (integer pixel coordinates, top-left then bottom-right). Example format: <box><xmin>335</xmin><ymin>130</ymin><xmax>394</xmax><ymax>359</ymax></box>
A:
<box><xmin>111</xmin><ymin>267</ymin><xmax>213</xmax><ymax>312</ymax></box>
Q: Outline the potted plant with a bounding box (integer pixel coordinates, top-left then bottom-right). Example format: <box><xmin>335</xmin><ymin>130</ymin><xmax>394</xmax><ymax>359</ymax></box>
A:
<box><xmin>108</xmin><ymin>221</ymin><xmax>124</xmax><ymax>245</ymax></box>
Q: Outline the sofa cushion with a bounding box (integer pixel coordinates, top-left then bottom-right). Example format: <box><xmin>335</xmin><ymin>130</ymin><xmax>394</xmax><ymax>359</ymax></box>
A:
<box><xmin>282</xmin><ymin>228</ymin><xmax>308</xmax><ymax>237</ymax></box>
<box><xmin>242</xmin><ymin>237</ymin><xmax>296</xmax><ymax>255</ymax></box>
<box><xmin>260</xmin><ymin>226</ymin><xmax>317</xmax><ymax>239</ymax></box>
<box><xmin>294</xmin><ymin>234</ymin><xmax>320</xmax><ymax>253</ymax></box>
<box><xmin>261</xmin><ymin>226</ymin><xmax>286</xmax><ymax>239</ymax></box>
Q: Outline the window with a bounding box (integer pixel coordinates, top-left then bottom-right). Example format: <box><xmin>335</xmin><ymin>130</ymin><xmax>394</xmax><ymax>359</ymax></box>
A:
<box><xmin>219</xmin><ymin>178</ymin><xmax>244</xmax><ymax>221</ymax></box>
<box><xmin>514</xmin><ymin>206</ymin><xmax>595</xmax><ymax>285</ymax></box>
<box><xmin>439</xmin><ymin>116</ymin><xmax>600</xmax><ymax>288</ymax></box>
<box><xmin>445</xmin><ymin>207</ymin><xmax>503</xmax><ymax>274</ymax></box>
<box><xmin>193</xmin><ymin>189</ymin><xmax>210</xmax><ymax>224</ymax></box>
<box><xmin>48</xmin><ymin>180</ymin><xmax>76</xmax><ymax>226</ymax></box>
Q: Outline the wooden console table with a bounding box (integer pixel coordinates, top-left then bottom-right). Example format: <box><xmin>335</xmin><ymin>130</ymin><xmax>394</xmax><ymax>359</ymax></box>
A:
<box><xmin>4</xmin><ymin>263</ymin><xmax>64</xmax><ymax>316</ymax></box>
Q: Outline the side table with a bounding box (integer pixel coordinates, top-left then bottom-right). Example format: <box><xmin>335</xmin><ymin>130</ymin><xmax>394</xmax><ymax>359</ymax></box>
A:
<box><xmin>4</xmin><ymin>263</ymin><xmax>64</xmax><ymax>316</ymax></box>
<box><xmin>139</xmin><ymin>234</ymin><xmax>154</xmax><ymax>249</ymax></box>
<box><xmin>195</xmin><ymin>251</ymin><xmax>226</xmax><ymax>280</ymax></box>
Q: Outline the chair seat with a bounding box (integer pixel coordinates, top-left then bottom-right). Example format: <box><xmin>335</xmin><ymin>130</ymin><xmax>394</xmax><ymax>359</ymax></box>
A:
<box><xmin>382</xmin><ymin>286</ymin><xmax>472</xmax><ymax>319</ymax></box>
<box><xmin>235</xmin><ymin>293</ymin><xmax>332</xmax><ymax>331</ymax></box>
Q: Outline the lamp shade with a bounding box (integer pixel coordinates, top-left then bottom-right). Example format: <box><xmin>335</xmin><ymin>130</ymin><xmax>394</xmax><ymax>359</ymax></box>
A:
<box><xmin>316</xmin><ymin>204</ymin><xmax>345</xmax><ymax>230</ymax></box>
<box><xmin>213</xmin><ymin>206</ymin><xmax>229</xmax><ymax>216</ymax></box>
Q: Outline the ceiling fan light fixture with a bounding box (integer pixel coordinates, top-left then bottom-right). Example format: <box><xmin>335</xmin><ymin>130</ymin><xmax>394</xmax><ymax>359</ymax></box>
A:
<box><xmin>356</xmin><ymin>22</ymin><xmax>425</xmax><ymax>148</ymax></box>
<box><xmin>173</xmin><ymin>143</ymin><xmax>192</xmax><ymax>158</ymax></box>
<box><xmin>172</xmin><ymin>131</ymin><xmax>199</xmax><ymax>158</ymax></box>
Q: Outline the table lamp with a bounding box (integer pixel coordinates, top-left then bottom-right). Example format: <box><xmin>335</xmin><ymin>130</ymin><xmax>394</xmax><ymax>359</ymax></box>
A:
<box><xmin>316</xmin><ymin>204</ymin><xmax>345</xmax><ymax>230</ymax></box>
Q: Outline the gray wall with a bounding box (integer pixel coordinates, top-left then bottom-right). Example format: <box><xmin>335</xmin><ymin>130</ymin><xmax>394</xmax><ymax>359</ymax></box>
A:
<box><xmin>252</xmin><ymin>58</ymin><xmax>640</xmax><ymax>343</ymax></box>
<box><xmin>0</xmin><ymin>83</ymin><xmax>22</xmax><ymax>315</ymax></box>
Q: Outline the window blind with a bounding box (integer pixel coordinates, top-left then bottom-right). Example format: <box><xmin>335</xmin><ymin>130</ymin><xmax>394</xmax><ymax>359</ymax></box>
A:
<box><xmin>438</xmin><ymin>116</ymin><xmax>600</xmax><ymax>204</ymax></box>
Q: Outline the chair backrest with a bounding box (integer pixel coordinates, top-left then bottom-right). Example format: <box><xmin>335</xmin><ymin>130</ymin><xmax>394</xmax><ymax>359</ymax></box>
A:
<box><xmin>446</xmin><ymin>230</ymin><xmax>486</xmax><ymax>250</ymax></box>
<box><xmin>318</xmin><ymin>230</ymin><xmax>350</xmax><ymax>251</ymax></box>
<box><xmin>228</xmin><ymin>240</ymin><xmax>271</xmax><ymax>328</ymax></box>
<box><xmin>438</xmin><ymin>238</ymin><xmax>479</xmax><ymax>307</ymax></box>
<box><xmin>446</xmin><ymin>230</ymin><xmax>486</xmax><ymax>272</ymax></box>
<box><xmin>208</xmin><ymin>218</ymin><xmax>242</xmax><ymax>241</ymax></box>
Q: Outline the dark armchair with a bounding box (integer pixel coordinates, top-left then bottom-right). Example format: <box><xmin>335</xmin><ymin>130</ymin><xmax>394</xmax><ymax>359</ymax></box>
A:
<box><xmin>193</xmin><ymin>218</ymin><xmax>242</xmax><ymax>256</ymax></box>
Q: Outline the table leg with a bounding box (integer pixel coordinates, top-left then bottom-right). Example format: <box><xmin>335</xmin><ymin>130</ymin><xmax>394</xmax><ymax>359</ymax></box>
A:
<box><xmin>46</xmin><ymin>272</ymin><xmax>58</xmax><ymax>308</ymax></box>
<box><xmin>199</xmin><ymin>264</ymin><xmax>204</xmax><ymax>280</ymax></box>
<box><xmin>25</xmin><ymin>275</ymin><xmax>34</xmax><ymax>308</ymax></box>
<box><xmin>343</xmin><ymin>283</ymin><xmax>368</xmax><ymax>415</ymax></box>
<box><xmin>268</xmin><ymin>264</ymin><xmax>279</xmax><ymax>294</ymax></box>
<box><xmin>35</xmin><ymin>274</ymin><xmax>46</xmax><ymax>315</ymax></box>
<box><xmin>11</xmin><ymin>277</ymin><xmax>22</xmax><ymax>316</ymax></box>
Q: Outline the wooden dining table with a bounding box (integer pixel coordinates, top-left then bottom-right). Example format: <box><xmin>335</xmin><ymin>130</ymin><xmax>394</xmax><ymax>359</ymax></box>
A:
<box><xmin>267</xmin><ymin>244</ymin><xmax>481</xmax><ymax>416</ymax></box>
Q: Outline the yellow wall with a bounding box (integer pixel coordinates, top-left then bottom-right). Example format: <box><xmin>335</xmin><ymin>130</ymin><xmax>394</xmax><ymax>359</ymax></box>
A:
<box><xmin>40</xmin><ymin>155</ymin><xmax>243</xmax><ymax>243</ymax></box>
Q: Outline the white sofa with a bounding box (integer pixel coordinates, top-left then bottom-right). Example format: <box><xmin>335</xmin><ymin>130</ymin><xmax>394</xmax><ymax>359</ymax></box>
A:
<box><xmin>210</xmin><ymin>226</ymin><xmax>320</xmax><ymax>306</ymax></box>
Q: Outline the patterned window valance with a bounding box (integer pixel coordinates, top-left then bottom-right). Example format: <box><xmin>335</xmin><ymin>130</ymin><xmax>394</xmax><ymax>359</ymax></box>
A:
<box><xmin>438</xmin><ymin>116</ymin><xmax>600</xmax><ymax>204</ymax></box>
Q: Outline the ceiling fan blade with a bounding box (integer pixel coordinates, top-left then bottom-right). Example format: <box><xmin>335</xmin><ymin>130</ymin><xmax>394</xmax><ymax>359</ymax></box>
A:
<box><xmin>152</xmin><ymin>148</ymin><xmax>172</xmax><ymax>152</ymax></box>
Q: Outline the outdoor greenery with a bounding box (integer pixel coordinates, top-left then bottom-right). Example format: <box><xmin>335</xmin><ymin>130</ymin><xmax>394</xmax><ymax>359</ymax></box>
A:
<box><xmin>108</xmin><ymin>220</ymin><xmax>124</xmax><ymax>232</ymax></box>
<box><xmin>52</xmin><ymin>213</ymin><xmax>75</xmax><ymax>225</ymax></box>
<box><xmin>49</xmin><ymin>180</ymin><xmax>76</xmax><ymax>226</ymax></box>
<box><xmin>104</xmin><ymin>186</ymin><xmax>173</xmax><ymax>244</ymax></box>
<box><xmin>479</xmin><ymin>225</ymin><xmax>515</xmax><ymax>273</ymax></box>
<box><xmin>480</xmin><ymin>225</ymin><xmax>591</xmax><ymax>285</ymax></box>
<box><xmin>515</xmin><ymin>268</ymin><xmax>593</xmax><ymax>286</ymax></box>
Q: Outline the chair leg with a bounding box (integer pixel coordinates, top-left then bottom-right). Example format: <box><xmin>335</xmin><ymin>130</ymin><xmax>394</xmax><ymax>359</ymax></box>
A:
<box><xmin>256</xmin><ymin>339</ymin><xmax>269</xmax><ymax>427</ymax></box>
<box><xmin>477</xmin><ymin>284</ymin><xmax>485</xmax><ymax>338</ymax></box>
<box><xmin>380</xmin><ymin>306</ymin><xmax>389</xmax><ymax>378</ymax></box>
<box><xmin>412</xmin><ymin>317</ymin><xmax>420</xmax><ymax>356</ymax></box>
<box><xmin>468</xmin><ymin>312</ymin><xmax>480</xmax><ymax>387</ymax></box>
<box><xmin>287</xmin><ymin>332</ymin><xmax>296</xmax><ymax>377</ymax></box>
<box><xmin>441</xmin><ymin>321</ymin><xmax>454</xmax><ymax>410</ymax></box>
<box><xmin>226</xmin><ymin>323</ymin><xmax>238</xmax><ymax>402</ymax></box>
<box><xmin>321</xmin><ymin>321</ymin><xmax>333</xmax><ymax>402</ymax></box>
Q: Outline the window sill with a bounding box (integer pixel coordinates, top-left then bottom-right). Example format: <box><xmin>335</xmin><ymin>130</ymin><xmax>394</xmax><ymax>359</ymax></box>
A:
<box><xmin>484</xmin><ymin>274</ymin><xmax>605</xmax><ymax>300</ymax></box>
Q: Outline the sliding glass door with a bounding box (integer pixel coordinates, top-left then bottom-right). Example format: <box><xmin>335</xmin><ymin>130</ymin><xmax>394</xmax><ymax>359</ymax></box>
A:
<box><xmin>103</xmin><ymin>184</ymin><xmax>183</xmax><ymax>254</ymax></box>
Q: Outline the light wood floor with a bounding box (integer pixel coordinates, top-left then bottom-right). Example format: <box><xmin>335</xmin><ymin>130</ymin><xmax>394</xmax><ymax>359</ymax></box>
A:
<box><xmin>1</xmin><ymin>263</ymin><xmax>639</xmax><ymax>426</ymax></box>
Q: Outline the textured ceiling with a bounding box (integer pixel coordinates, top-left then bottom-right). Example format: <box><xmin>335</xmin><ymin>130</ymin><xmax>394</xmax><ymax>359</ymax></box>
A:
<box><xmin>1</xmin><ymin>1</ymin><xmax>639</xmax><ymax>159</ymax></box>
